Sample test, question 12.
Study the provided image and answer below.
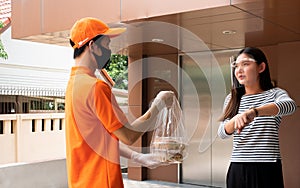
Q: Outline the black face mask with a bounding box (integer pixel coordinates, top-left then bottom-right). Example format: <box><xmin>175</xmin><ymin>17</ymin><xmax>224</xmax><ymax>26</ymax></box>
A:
<box><xmin>93</xmin><ymin>45</ymin><xmax>112</xmax><ymax>70</ymax></box>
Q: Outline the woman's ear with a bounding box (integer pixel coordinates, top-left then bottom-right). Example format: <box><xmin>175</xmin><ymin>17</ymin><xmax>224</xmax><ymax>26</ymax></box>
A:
<box><xmin>258</xmin><ymin>62</ymin><xmax>266</xmax><ymax>73</ymax></box>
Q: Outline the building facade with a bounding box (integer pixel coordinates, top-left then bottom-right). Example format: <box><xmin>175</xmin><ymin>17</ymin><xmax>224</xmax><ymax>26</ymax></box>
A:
<box><xmin>6</xmin><ymin>0</ymin><xmax>300</xmax><ymax>187</ymax></box>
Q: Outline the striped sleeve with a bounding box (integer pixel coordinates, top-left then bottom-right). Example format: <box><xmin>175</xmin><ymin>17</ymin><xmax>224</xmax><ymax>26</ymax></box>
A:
<box><xmin>218</xmin><ymin>94</ymin><xmax>232</xmax><ymax>139</ymax></box>
<box><xmin>274</xmin><ymin>88</ymin><xmax>297</xmax><ymax>116</ymax></box>
<box><xmin>218</xmin><ymin>119</ymin><xmax>231</xmax><ymax>139</ymax></box>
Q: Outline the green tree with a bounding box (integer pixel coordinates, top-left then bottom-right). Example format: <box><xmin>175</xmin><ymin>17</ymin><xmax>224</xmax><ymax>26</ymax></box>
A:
<box><xmin>107</xmin><ymin>54</ymin><xmax>128</xmax><ymax>90</ymax></box>
<box><xmin>0</xmin><ymin>21</ymin><xmax>8</xmax><ymax>60</ymax></box>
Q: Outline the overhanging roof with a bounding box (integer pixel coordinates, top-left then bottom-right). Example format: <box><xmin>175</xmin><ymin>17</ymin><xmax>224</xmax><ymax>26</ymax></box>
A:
<box><xmin>0</xmin><ymin>63</ymin><xmax>69</xmax><ymax>97</ymax></box>
<box><xmin>10</xmin><ymin>0</ymin><xmax>300</xmax><ymax>50</ymax></box>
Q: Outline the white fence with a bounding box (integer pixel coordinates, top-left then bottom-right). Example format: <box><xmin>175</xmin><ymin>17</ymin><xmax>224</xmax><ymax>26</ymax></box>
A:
<box><xmin>0</xmin><ymin>88</ymin><xmax>128</xmax><ymax>165</ymax></box>
<box><xmin>0</xmin><ymin>113</ymin><xmax>66</xmax><ymax>165</ymax></box>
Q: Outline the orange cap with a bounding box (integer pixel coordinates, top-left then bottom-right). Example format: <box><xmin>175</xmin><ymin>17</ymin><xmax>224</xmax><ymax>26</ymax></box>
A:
<box><xmin>70</xmin><ymin>17</ymin><xmax>126</xmax><ymax>49</ymax></box>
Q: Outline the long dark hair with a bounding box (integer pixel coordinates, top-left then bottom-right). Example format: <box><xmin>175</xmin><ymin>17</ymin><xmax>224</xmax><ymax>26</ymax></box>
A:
<box><xmin>220</xmin><ymin>47</ymin><xmax>274</xmax><ymax>120</ymax></box>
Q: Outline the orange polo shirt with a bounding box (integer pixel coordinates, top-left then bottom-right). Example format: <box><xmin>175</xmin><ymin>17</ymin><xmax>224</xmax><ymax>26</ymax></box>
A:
<box><xmin>65</xmin><ymin>66</ymin><xmax>128</xmax><ymax>188</ymax></box>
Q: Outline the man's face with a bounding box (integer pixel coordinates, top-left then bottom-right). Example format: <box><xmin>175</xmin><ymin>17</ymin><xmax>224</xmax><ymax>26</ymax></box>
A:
<box><xmin>95</xmin><ymin>36</ymin><xmax>111</xmax><ymax>53</ymax></box>
<box><xmin>93</xmin><ymin>36</ymin><xmax>112</xmax><ymax>70</ymax></box>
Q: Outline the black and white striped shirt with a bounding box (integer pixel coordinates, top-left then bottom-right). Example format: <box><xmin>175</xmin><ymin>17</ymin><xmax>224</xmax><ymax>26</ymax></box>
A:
<box><xmin>218</xmin><ymin>87</ymin><xmax>297</xmax><ymax>162</ymax></box>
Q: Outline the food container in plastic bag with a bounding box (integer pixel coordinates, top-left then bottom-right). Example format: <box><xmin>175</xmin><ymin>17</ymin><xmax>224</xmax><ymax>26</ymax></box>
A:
<box><xmin>150</xmin><ymin>96</ymin><xmax>188</xmax><ymax>163</ymax></box>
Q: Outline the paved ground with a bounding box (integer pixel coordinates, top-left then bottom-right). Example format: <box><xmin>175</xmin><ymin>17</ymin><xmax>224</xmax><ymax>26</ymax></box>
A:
<box><xmin>123</xmin><ymin>174</ymin><xmax>213</xmax><ymax>188</ymax></box>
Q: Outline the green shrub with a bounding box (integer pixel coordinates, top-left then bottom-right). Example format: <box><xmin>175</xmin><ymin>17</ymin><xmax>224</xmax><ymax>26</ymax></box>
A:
<box><xmin>107</xmin><ymin>54</ymin><xmax>128</xmax><ymax>90</ymax></box>
<box><xmin>0</xmin><ymin>21</ymin><xmax>8</xmax><ymax>60</ymax></box>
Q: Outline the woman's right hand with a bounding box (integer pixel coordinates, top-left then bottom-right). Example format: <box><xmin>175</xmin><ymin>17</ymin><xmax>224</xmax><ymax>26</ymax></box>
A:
<box><xmin>234</xmin><ymin>109</ymin><xmax>256</xmax><ymax>134</ymax></box>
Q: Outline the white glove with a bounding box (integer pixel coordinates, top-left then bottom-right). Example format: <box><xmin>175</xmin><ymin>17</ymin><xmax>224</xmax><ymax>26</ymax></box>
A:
<box><xmin>131</xmin><ymin>151</ymin><xmax>167</xmax><ymax>169</ymax></box>
<box><xmin>151</xmin><ymin>91</ymin><xmax>174</xmax><ymax>111</ymax></box>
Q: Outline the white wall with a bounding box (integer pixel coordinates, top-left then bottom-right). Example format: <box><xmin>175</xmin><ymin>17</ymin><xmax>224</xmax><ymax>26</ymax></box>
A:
<box><xmin>0</xmin><ymin>159</ymin><xmax>68</xmax><ymax>188</ymax></box>
<box><xmin>0</xmin><ymin>28</ymin><xmax>73</xmax><ymax>70</ymax></box>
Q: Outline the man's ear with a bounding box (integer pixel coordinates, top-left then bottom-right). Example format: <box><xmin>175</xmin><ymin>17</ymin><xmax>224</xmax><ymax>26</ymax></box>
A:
<box><xmin>88</xmin><ymin>40</ymin><xmax>96</xmax><ymax>52</ymax></box>
<box><xmin>259</xmin><ymin>62</ymin><xmax>266</xmax><ymax>73</ymax></box>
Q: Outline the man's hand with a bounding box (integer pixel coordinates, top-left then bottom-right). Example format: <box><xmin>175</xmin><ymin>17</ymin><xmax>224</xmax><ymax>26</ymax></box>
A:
<box><xmin>151</xmin><ymin>91</ymin><xmax>174</xmax><ymax>111</ymax></box>
<box><xmin>131</xmin><ymin>152</ymin><xmax>168</xmax><ymax>169</ymax></box>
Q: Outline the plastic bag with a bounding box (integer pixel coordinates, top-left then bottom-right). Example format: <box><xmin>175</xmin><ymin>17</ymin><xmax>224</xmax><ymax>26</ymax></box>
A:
<box><xmin>150</xmin><ymin>96</ymin><xmax>188</xmax><ymax>163</ymax></box>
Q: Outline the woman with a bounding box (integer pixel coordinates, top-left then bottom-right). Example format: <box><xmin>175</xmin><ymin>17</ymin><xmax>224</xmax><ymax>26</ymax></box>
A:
<box><xmin>218</xmin><ymin>47</ymin><xmax>297</xmax><ymax>188</ymax></box>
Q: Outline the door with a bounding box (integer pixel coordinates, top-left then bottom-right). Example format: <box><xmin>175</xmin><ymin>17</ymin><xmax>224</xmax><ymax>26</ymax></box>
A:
<box><xmin>180</xmin><ymin>49</ymin><xmax>238</xmax><ymax>187</ymax></box>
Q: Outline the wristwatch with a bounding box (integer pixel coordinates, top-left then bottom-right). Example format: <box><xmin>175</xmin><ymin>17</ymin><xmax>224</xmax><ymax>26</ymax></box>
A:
<box><xmin>249</xmin><ymin>107</ymin><xmax>258</xmax><ymax>117</ymax></box>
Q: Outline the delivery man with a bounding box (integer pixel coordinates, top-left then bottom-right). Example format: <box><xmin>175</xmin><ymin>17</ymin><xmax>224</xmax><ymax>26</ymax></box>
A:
<box><xmin>65</xmin><ymin>17</ymin><xmax>173</xmax><ymax>188</ymax></box>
